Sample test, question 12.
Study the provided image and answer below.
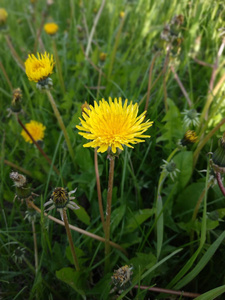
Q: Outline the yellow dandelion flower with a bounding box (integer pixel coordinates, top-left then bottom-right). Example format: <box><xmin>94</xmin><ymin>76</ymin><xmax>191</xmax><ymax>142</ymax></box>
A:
<box><xmin>99</xmin><ymin>52</ymin><xmax>107</xmax><ymax>61</ymax></box>
<box><xmin>24</xmin><ymin>52</ymin><xmax>55</xmax><ymax>83</ymax></box>
<box><xmin>180</xmin><ymin>130</ymin><xmax>198</xmax><ymax>146</ymax></box>
<box><xmin>0</xmin><ymin>8</ymin><xmax>8</xmax><ymax>24</ymax></box>
<box><xmin>119</xmin><ymin>11</ymin><xmax>125</xmax><ymax>18</ymax></box>
<box><xmin>76</xmin><ymin>97</ymin><xmax>153</xmax><ymax>153</ymax></box>
<box><xmin>21</xmin><ymin>120</ymin><xmax>46</xmax><ymax>144</ymax></box>
<box><xmin>44</xmin><ymin>22</ymin><xmax>59</xmax><ymax>35</ymax></box>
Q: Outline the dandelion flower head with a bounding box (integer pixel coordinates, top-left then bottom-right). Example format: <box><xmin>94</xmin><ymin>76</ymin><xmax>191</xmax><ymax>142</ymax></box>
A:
<box><xmin>44</xmin><ymin>22</ymin><xmax>59</xmax><ymax>35</ymax></box>
<box><xmin>76</xmin><ymin>97</ymin><xmax>153</xmax><ymax>153</ymax></box>
<box><xmin>0</xmin><ymin>8</ymin><xmax>8</xmax><ymax>24</ymax></box>
<box><xmin>21</xmin><ymin>120</ymin><xmax>46</xmax><ymax>143</ymax></box>
<box><xmin>25</xmin><ymin>52</ymin><xmax>55</xmax><ymax>83</ymax></box>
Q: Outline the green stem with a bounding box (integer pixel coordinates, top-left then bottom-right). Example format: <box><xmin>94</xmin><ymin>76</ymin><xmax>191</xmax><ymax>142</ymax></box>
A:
<box><xmin>63</xmin><ymin>209</ymin><xmax>80</xmax><ymax>271</ymax></box>
<box><xmin>30</xmin><ymin>201</ymin><xmax>128</xmax><ymax>255</ymax></box>
<box><xmin>104</xmin><ymin>156</ymin><xmax>115</xmax><ymax>272</ymax></box>
<box><xmin>156</xmin><ymin>147</ymin><xmax>179</xmax><ymax>258</ymax></box>
<box><xmin>5</xmin><ymin>35</ymin><xmax>25</xmax><ymax>72</ymax></box>
<box><xmin>193</xmin><ymin>117</ymin><xmax>225</xmax><ymax>167</ymax></box>
<box><xmin>94</xmin><ymin>148</ymin><xmax>105</xmax><ymax>231</ymax></box>
<box><xmin>107</xmin><ymin>16</ymin><xmax>125</xmax><ymax>80</ymax></box>
<box><xmin>32</xmin><ymin>220</ymin><xmax>38</xmax><ymax>274</ymax></box>
<box><xmin>52</xmin><ymin>39</ymin><xmax>66</xmax><ymax>94</ymax></box>
<box><xmin>157</xmin><ymin>148</ymin><xmax>179</xmax><ymax>194</ymax></box>
<box><xmin>46</xmin><ymin>90</ymin><xmax>75</xmax><ymax>165</ymax></box>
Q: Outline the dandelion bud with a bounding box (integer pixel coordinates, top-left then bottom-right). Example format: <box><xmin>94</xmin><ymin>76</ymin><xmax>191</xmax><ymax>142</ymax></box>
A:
<box><xmin>211</xmin><ymin>134</ymin><xmax>225</xmax><ymax>174</ymax></box>
<box><xmin>12</xmin><ymin>246</ymin><xmax>26</xmax><ymax>264</ymax></box>
<box><xmin>10</xmin><ymin>88</ymin><xmax>23</xmax><ymax>113</ymax></box>
<box><xmin>81</xmin><ymin>101</ymin><xmax>91</xmax><ymax>115</ymax></box>
<box><xmin>161</xmin><ymin>160</ymin><xmax>180</xmax><ymax>181</ymax></box>
<box><xmin>180</xmin><ymin>130</ymin><xmax>198</xmax><ymax>146</ymax></box>
<box><xmin>119</xmin><ymin>11</ymin><xmax>125</xmax><ymax>19</ymax></box>
<box><xmin>51</xmin><ymin>187</ymin><xmax>69</xmax><ymax>209</ymax></box>
<box><xmin>44</xmin><ymin>187</ymin><xmax>79</xmax><ymax>221</ymax></box>
<box><xmin>0</xmin><ymin>8</ymin><xmax>8</xmax><ymax>26</ymax></box>
<box><xmin>99</xmin><ymin>52</ymin><xmax>107</xmax><ymax>62</ymax></box>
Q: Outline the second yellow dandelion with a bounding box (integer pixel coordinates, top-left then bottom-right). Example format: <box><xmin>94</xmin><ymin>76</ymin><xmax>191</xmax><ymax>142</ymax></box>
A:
<box><xmin>21</xmin><ymin>120</ymin><xmax>46</xmax><ymax>144</ymax></box>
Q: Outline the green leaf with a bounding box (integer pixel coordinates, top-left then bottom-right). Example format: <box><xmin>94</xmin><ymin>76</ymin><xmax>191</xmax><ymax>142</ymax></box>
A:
<box><xmin>175</xmin><ymin>230</ymin><xmax>225</xmax><ymax>289</ymax></box>
<box><xmin>173</xmin><ymin>151</ymin><xmax>193</xmax><ymax>190</ymax></box>
<box><xmin>195</xmin><ymin>285</ymin><xmax>225</xmax><ymax>300</ymax></box>
<box><xmin>129</xmin><ymin>252</ymin><xmax>157</xmax><ymax>274</ymax></box>
<box><xmin>174</xmin><ymin>182</ymin><xmax>205</xmax><ymax>221</ymax></box>
<box><xmin>56</xmin><ymin>267</ymin><xmax>86</xmax><ymax>296</ymax></box>
<box><xmin>66</xmin><ymin>246</ymin><xmax>89</xmax><ymax>267</ymax></box>
<box><xmin>125</xmin><ymin>208</ymin><xmax>155</xmax><ymax>233</ymax></box>
<box><xmin>117</xmin><ymin>248</ymin><xmax>183</xmax><ymax>300</ymax></box>
<box><xmin>73</xmin><ymin>204</ymin><xmax>91</xmax><ymax>225</ymax></box>
<box><xmin>156</xmin><ymin>99</ymin><xmax>182</xmax><ymax>149</ymax></box>
<box><xmin>74</xmin><ymin>144</ymin><xmax>93</xmax><ymax>172</ymax></box>
<box><xmin>156</xmin><ymin>195</ymin><xmax>163</xmax><ymax>259</ymax></box>
<box><xmin>111</xmin><ymin>204</ymin><xmax>126</xmax><ymax>233</ymax></box>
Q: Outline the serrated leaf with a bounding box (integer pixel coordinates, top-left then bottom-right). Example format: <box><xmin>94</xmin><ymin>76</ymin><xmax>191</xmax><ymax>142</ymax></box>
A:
<box><xmin>56</xmin><ymin>267</ymin><xmax>86</xmax><ymax>296</ymax></box>
<box><xmin>174</xmin><ymin>182</ymin><xmax>205</xmax><ymax>221</ymax></box>
<box><xmin>173</xmin><ymin>151</ymin><xmax>193</xmax><ymax>190</ymax></box>
<box><xmin>66</xmin><ymin>246</ymin><xmax>88</xmax><ymax>267</ymax></box>
<box><xmin>156</xmin><ymin>98</ymin><xmax>182</xmax><ymax>149</ymax></box>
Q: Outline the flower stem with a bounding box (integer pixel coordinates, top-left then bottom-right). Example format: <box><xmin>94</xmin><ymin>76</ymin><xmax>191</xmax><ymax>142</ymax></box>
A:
<box><xmin>32</xmin><ymin>220</ymin><xmax>38</xmax><ymax>274</ymax></box>
<box><xmin>0</xmin><ymin>61</ymin><xmax>13</xmax><ymax>91</ymax></box>
<box><xmin>144</xmin><ymin>52</ymin><xmax>161</xmax><ymax>112</ymax></box>
<box><xmin>134</xmin><ymin>285</ymin><xmax>200</xmax><ymax>298</ymax></box>
<box><xmin>46</xmin><ymin>90</ymin><xmax>76</xmax><ymax>165</ymax></box>
<box><xmin>85</xmin><ymin>0</ymin><xmax>106</xmax><ymax>57</ymax></box>
<box><xmin>29</xmin><ymin>201</ymin><xmax>128</xmax><ymax>255</ymax></box>
<box><xmin>94</xmin><ymin>148</ymin><xmax>105</xmax><ymax>231</ymax></box>
<box><xmin>52</xmin><ymin>39</ymin><xmax>66</xmax><ymax>94</ymax></box>
<box><xmin>17</xmin><ymin>116</ymin><xmax>60</xmax><ymax>175</ymax></box>
<box><xmin>1</xmin><ymin>157</ymin><xmax>32</xmax><ymax>176</ymax></box>
<box><xmin>62</xmin><ymin>209</ymin><xmax>80</xmax><ymax>271</ymax></box>
<box><xmin>104</xmin><ymin>156</ymin><xmax>115</xmax><ymax>272</ymax></box>
<box><xmin>107</xmin><ymin>14</ymin><xmax>125</xmax><ymax>80</ymax></box>
<box><xmin>193</xmin><ymin>117</ymin><xmax>225</xmax><ymax>167</ymax></box>
<box><xmin>5</xmin><ymin>35</ymin><xmax>25</xmax><ymax>72</ymax></box>
<box><xmin>216</xmin><ymin>172</ymin><xmax>225</xmax><ymax>197</ymax></box>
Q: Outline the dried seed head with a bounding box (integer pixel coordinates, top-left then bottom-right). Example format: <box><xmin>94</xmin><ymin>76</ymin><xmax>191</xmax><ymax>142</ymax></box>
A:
<box><xmin>10</xmin><ymin>172</ymin><xmax>27</xmax><ymax>187</ymax></box>
<box><xmin>111</xmin><ymin>265</ymin><xmax>133</xmax><ymax>289</ymax></box>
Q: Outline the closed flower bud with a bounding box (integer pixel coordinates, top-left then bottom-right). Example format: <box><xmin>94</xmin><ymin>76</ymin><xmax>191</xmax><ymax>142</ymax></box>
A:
<box><xmin>211</xmin><ymin>134</ymin><xmax>225</xmax><ymax>174</ymax></box>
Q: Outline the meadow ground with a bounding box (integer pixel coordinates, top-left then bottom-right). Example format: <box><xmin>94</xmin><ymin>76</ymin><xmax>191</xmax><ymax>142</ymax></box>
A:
<box><xmin>1</xmin><ymin>0</ymin><xmax>225</xmax><ymax>299</ymax></box>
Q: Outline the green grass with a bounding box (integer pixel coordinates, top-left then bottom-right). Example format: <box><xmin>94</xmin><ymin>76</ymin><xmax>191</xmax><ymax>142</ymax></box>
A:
<box><xmin>1</xmin><ymin>0</ymin><xmax>225</xmax><ymax>299</ymax></box>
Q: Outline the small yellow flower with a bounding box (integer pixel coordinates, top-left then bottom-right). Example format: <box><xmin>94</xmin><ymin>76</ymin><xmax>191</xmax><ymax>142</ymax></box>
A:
<box><xmin>119</xmin><ymin>11</ymin><xmax>125</xmax><ymax>18</ymax></box>
<box><xmin>21</xmin><ymin>120</ymin><xmax>46</xmax><ymax>144</ymax></box>
<box><xmin>24</xmin><ymin>52</ymin><xmax>55</xmax><ymax>83</ymax></box>
<box><xmin>180</xmin><ymin>130</ymin><xmax>198</xmax><ymax>146</ymax></box>
<box><xmin>76</xmin><ymin>97</ymin><xmax>153</xmax><ymax>153</ymax></box>
<box><xmin>44</xmin><ymin>22</ymin><xmax>59</xmax><ymax>35</ymax></box>
<box><xmin>0</xmin><ymin>8</ymin><xmax>8</xmax><ymax>24</ymax></box>
<box><xmin>99</xmin><ymin>52</ymin><xmax>107</xmax><ymax>61</ymax></box>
